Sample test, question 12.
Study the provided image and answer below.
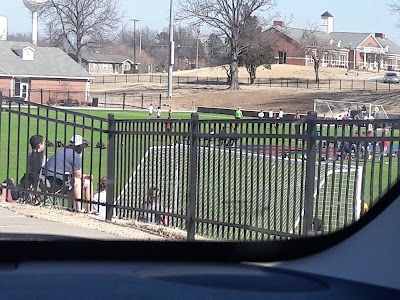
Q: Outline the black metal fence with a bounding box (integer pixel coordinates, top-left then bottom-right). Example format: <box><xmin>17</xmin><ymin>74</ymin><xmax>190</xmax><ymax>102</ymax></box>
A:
<box><xmin>0</xmin><ymin>88</ymin><xmax>163</xmax><ymax>110</ymax></box>
<box><xmin>93</xmin><ymin>74</ymin><xmax>400</xmax><ymax>92</ymax></box>
<box><xmin>1</xmin><ymin>94</ymin><xmax>399</xmax><ymax>241</ymax></box>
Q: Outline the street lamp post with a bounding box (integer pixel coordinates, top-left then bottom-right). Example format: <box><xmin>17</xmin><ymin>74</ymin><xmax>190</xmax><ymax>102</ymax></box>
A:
<box><xmin>130</xmin><ymin>18</ymin><xmax>140</xmax><ymax>71</ymax></box>
<box><xmin>167</xmin><ymin>0</ymin><xmax>174</xmax><ymax>99</ymax></box>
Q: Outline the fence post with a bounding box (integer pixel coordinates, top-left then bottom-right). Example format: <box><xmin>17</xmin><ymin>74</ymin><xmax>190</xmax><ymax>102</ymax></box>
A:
<box><xmin>376</xmin><ymin>80</ymin><xmax>378</xmax><ymax>91</ymax></box>
<box><xmin>307</xmin><ymin>79</ymin><xmax>309</xmax><ymax>89</ymax></box>
<box><xmin>141</xmin><ymin>94</ymin><xmax>144</xmax><ymax>109</ymax></box>
<box><xmin>114</xmin><ymin>75</ymin><xmax>117</xmax><ymax>84</ymax></box>
<box><xmin>351</xmin><ymin>79</ymin><xmax>353</xmax><ymax>90</ymax></box>
<box><xmin>328</xmin><ymin>79</ymin><xmax>330</xmax><ymax>90</ymax></box>
<box><xmin>363</xmin><ymin>80</ymin><xmax>366</xmax><ymax>91</ymax></box>
<box><xmin>105</xmin><ymin>91</ymin><xmax>107</xmax><ymax>108</ymax></box>
<box><xmin>187</xmin><ymin>113</ymin><xmax>199</xmax><ymax>241</ymax></box>
<box><xmin>270</xmin><ymin>78</ymin><xmax>272</xmax><ymax>87</ymax></box>
<box><xmin>317</xmin><ymin>79</ymin><xmax>320</xmax><ymax>90</ymax></box>
<box><xmin>40</xmin><ymin>89</ymin><xmax>43</xmax><ymax>105</ymax></box>
<box><xmin>304</xmin><ymin>111</ymin><xmax>318</xmax><ymax>236</ymax></box>
<box><xmin>126</xmin><ymin>74</ymin><xmax>128</xmax><ymax>83</ymax></box>
<box><xmin>159</xmin><ymin>94</ymin><xmax>162</xmax><ymax>108</ymax></box>
<box><xmin>389</xmin><ymin>81</ymin><xmax>391</xmax><ymax>92</ymax></box>
<box><xmin>340</xmin><ymin>79</ymin><xmax>342</xmax><ymax>90</ymax></box>
<box><xmin>106</xmin><ymin>114</ymin><xmax>116</xmax><ymax>221</ymax></box>
<box><xmin>103</xmin><ymin>76</ymin><xmax>105</xmax><ymax>84</ymax></box>
<box><xmin>122</xmin><ymin>93</ymin><xmax>126</xmax><ymax>110</ymax></box>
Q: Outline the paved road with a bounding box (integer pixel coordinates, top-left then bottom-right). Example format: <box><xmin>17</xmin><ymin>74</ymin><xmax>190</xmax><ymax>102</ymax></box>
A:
<box><xmin>0</xmin><ymin>207</ymin><xmax>119</xmax><ymax>240</ymax></box>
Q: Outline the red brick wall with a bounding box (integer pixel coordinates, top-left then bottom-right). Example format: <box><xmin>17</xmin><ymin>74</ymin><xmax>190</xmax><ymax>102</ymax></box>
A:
<box><xmin>267</xmin><ymin>30</ymin><xmax>307</xmax><ymax>66</ymax></box>
<box><xmin>29</xmin><ymin>78</ymin><xmax>88</xmax><ymax>104</ymax></box>
<box><xmin>360</xmin><ymin>35</ymin><xmax>380</xmax><ymax>48</ymax></box>
<box><xmin>0</xmin><ymin>77</ymin><xmax>11</xmax><ymax>96</ymax></box>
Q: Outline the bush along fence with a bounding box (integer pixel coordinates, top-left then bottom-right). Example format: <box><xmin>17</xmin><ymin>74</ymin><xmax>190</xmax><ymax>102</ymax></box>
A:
<box><xmin>1</xmin><ymin>93</ymin><xmax>399</xmax><ymax>241</ymax></box>
<box><xmin>92</xmin><ymin>74</ymin><xmax>400</xmax><ymax>92</ymax></box>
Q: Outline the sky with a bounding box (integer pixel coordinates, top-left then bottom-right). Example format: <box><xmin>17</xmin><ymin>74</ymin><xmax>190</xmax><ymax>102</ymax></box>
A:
<box><xmin>1</xmin><ymin>0</ymin><xmax>400</xmax><ymax>43</ymax></box>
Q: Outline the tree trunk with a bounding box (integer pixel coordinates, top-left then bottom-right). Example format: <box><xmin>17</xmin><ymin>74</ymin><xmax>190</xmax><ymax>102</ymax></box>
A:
<box><xmin>314</xmin><ymin>59</ymin><xmax>320</xmax><ymax>82</ymax></box>
<box><xmin>229</xmin><ymin>60</ymin><xmax>239</xmax><ymax>90</ymax></box>
<box><xmin>229</xmin><ymin>37</ymin><xmax>240</xmax><ymax>90</ymax></box>
<box><xmin>247</xmin><ymin>65</ymin><xmax>256</xmax><ymax>84</ymax></box>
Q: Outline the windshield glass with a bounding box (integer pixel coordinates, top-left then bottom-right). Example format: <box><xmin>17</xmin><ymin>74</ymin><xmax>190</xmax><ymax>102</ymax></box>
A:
<box><xmin>0</xmin><ymin>0</ymin><xmax>400</xmax><ymax>245</ymax></box>
<box><xmin>1</xmin><ymin>98</ymin><xmax>399</xmax><ymax>242</ymax></box>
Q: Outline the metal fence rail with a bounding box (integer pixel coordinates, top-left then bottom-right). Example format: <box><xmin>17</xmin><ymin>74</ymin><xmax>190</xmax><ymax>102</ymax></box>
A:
<box><xmin>92</xmin><ymin>74</ymin><xmax>400</xmax><ymax>92</ymax></box>
<box><xmin>1</xmin><ymin>92</ymin><xmax>399</xmax><ymax>241</ymax></box>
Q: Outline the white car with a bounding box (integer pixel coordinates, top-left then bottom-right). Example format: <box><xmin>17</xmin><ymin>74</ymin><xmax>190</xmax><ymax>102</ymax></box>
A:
<box><xmin>383</xmin><ymin>72</ymin><xmax>400</xmax><ymax>83</ymax></box>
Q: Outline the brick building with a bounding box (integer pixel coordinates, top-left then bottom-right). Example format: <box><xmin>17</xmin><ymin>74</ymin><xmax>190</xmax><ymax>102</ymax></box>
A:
<box><xmin>0</xmin><ymin>41</ymin><xmax>93</xmax><ymax>104</ymax></box>
<box><xmin>268</xmin><ymin>11</ymin><xmax>400</xmax><ymax>71</ymax></box>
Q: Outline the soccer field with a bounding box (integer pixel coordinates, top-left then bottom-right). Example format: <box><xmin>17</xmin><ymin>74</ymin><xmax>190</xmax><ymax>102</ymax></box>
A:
<box><xmin>1</xmin><ymin>106</ymin><xmax>398</xmax><ymax>239</ymax></box>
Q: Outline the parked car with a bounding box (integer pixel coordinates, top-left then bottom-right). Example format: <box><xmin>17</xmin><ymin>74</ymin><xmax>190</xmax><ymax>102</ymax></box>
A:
<box><xmin>383</xmin><ymin>72</ymin><xmax>399</xmax><ymax>83</ymax></box>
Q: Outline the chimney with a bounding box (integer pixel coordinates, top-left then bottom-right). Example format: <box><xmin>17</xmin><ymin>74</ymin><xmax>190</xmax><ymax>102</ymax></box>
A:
<box><xmin>375</xmin><ymin>33</ymin><xmax>386</xmax><ymax>40</ymax></box>
<box><xmin>273</xmin><ymin>21</ymin><xmax>285</xmax><ymax>28</ymax></box>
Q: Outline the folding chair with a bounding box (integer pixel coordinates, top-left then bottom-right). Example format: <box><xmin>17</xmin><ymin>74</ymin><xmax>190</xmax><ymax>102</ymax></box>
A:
<box><xmin>20</xmin><ymin>152</ymin><xmax>47</xmax><ymax>206</ymax></box>
<box><xmin>45</xmin><ymin>172</ymin><xmax>73</xmax><ymax>209</ymax></box>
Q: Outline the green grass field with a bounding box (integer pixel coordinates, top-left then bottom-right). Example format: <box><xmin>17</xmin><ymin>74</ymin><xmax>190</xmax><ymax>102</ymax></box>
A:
<box><xmin>0</xmin><ymin>106</ymin><xmax>398</xmax><ymax>239</ymax></box>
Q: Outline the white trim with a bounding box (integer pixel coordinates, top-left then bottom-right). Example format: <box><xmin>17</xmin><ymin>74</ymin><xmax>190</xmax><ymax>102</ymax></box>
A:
<box><xmin>357</xmin><ymin>33</ymin><xmax>383</xmax><ymax>49</ymax></box>
<box><xmin>0</xmin><ymin>74</ymin><xmax>94</xmax><ymax>80</ymax></box>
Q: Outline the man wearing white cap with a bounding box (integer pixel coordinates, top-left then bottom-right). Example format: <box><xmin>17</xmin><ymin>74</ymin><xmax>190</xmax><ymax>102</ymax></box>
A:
<box><xmin>45</xmin><ymin>134</ymin><xmax>93</xmax><ymax>213</ymax></box>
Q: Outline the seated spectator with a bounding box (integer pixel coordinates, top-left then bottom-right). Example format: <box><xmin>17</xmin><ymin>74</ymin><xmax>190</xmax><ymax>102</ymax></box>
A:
<box><xmin>139</xmin><ymin>187</ymin><xmax>169</xmax><ymax>226</ymax></box>
<box><xmin>1</xmin><ymin>135</ymin><xmax>47</xmax><ymax>203</ymax></box>
<box><xmin>0</xmin><ymin>179</ymin><xmax>18</xmax><ymax>202</ymax></box>
<box><xmin>45</xmin><ymin>135</ymin><xmax>93</xmax><ymax>213</ymax></box>
<box><xmin>91</xmin><ymin>177</ymin><xmax>116</xmax><ymax>219</ymax></box>
<box><xmin>20</xmin><ymin>135</ymin><xmax>47</xmax><ymax>190</ymax></box>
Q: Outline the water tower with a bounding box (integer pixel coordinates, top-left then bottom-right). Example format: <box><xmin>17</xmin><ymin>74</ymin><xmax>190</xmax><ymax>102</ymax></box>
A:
<box><xmin>0</xmin><ymin>16</ymin><xmax>7</xmax><ymax>41</ymax></box>
<box><xmin>23</xmin><ymin>0</ymin><xmax>48</xmax><ymax>45</ymax></box>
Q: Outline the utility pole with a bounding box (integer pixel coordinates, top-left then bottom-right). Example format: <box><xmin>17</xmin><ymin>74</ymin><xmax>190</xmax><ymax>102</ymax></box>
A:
<box><xmin>168</xmin><ymin>0</ymin><xmax>174</xmax><ymax>99</ymax></box>
<box><xmin>196</xmin><ymin>28</ymin><xmax>200</xmax><ymax>69</ymax></box>
<box><xmin>130</xmin><ymin>19</ymin><xmax>140</xmax><ymax>72</ymax></box>
<box><xmin>139</xmin><ymin>22</ymin><xmax>142</xmax><ymax>55</ymax></box>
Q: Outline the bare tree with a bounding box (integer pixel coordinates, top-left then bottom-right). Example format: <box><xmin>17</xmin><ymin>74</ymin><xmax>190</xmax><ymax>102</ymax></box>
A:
<box><xmin>238</xmin><ymin>15</ymin><xmax>276</xmax><ymax>84</ymax></box>
<box><xmin>42</xmin><ymin>0</ymin><xmax>124</xmax><ymax>64</ymax></box>
<box><xmin>300</xmin><ymin>28</ymin><xmax>332</xmax><ymax>82</ymax></box>
<box><xmin>388</xmin><ymin>1</ymin><xmax>400</xmax><ymax>14</ymax></box>
<box><xmin>177</xmin><ymin>0</ymin><xmax>277</xmax><ymax>90</ymax></box>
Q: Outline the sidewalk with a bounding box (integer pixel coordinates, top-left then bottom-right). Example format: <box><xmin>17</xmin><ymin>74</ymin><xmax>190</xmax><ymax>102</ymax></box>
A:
<box><xmin>0</xmin><ymin>207</ymin><xmax>120</xmax><ymax>240</ymax></box>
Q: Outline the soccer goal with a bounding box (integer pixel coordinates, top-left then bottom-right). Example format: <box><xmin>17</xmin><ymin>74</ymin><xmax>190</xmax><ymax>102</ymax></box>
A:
<box><xmin>314</xmin><ymin>99</ymin><xmax>389</xmax><ymax>119</ymax></box>
<box><xmin>313</xmin><ymin>164</ymin><xmax>363</xmax><ymax>233</ymax></box>
<box><xmin>117</xmin><ymin>143</ymin><xmax>363</xmax><ymax>239</ymax></box>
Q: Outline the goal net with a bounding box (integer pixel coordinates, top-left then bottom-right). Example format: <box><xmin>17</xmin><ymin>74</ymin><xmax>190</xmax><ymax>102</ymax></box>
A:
<box><xmin>117</xmin><ymin>143</ymin><xmax>363</xmax><ymax>239</ymax></box>
<box><xmin>313</xmin><ymin>164</ymin><xmax>363</xmax><ymax>233</ymax></box>
<box><xmin>314</xmin><ymin>99</ymin><xmax>388</xmax><ymax>120</ymax></box>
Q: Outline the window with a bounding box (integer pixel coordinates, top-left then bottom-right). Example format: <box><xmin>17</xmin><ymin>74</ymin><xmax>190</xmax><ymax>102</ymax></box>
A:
<box><xmin>14</xmin><ymin>78</ymin><xmax>29</xmax><ymax>98</ymax></box>
<box><xmin>92</xmin><ymin>63</ymin><xmax>98</xmax><ymax>71</ymax></box>
<box><xmin>278</xmin><ymin>51</ymin><xmax>286</xmax><ymax>64</ymax></box>
<box><xmin>102</xmin><ymin>63</ymin><xmax>109</xmax><ymax>71</ymax></box>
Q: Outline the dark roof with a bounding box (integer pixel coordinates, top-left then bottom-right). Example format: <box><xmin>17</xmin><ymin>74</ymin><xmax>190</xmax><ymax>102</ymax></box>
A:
<box><xmin>321</xmin><ymin>11</ymin><xmax>334</xmax><ymax>17</ymax></box>
<box><xmin>75</xmin><ymin>52</ymin><xmax>134</xmax><ymax>64</ymax></box>
<box><xmin>0</xmin><ymin>41</ymin><xmax>93</xmax><ymax>79</ymax></box>
<box><xmin>272</xmin><ymin>26</ymin><xmax>333</xmax><ymax>45</ymax></box>
<box><xmin>329</xmin><ymin>32</ymin><xmax>374</xmax><ymax>49</ymax></box>
<box><xmin>376</xmin><ymin>37</ymin><xmax>400</xmax><ymax>55</ymax></box>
